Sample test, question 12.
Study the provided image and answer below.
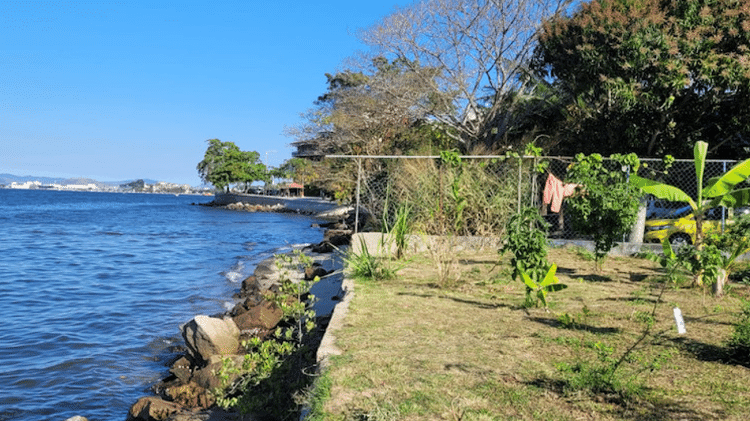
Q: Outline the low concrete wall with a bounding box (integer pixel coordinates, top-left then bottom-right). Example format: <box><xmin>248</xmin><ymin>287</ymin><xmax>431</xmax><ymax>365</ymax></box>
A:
<box><xmin>349</xmin><ymin>232</ymin><xmax>664</xmax><ymax>258</ymax></box>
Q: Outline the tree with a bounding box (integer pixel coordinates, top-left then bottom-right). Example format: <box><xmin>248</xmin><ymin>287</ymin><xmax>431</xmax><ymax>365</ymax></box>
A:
<box><xmin>632</xmin><ymin>141</ymin><xmax>750</xmax><ymax>294</ymax></box>
<box><xmin>566</xmin><ymin>153</ymin><xmax>642</xmax><ymax>270</ymax></box>
<box><xmin>358</xmin><ymin>0</ymin><xmax>573</xmax><ymax>152</ymax></box>
<box><xmin>286</xmin><ymin>57</ymin><xmax>446</xmax><ymax>200</ymax></box>
<box><xmin>534</xmin><ymin>0</ymin><xmax>750</xmax><ymax>158</ymax></box>
<box><xmin>196</xmin><ymin>139</ymin><xmax>268</xmax><ymax>192</ymax></box>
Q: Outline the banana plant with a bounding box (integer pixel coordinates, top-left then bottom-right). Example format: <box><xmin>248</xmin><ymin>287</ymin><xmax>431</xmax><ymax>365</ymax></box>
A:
<box><xmin>520</xmin><ymin>264</ymin><xmax>567</xmax><ymax>309</ymax></box>
<box><xmin>631</xmin><ymin>141</ymin><xmax>750</xmax><ymax>293</ymax></box>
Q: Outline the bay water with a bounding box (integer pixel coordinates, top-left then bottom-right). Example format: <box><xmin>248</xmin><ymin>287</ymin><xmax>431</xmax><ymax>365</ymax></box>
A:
<box><xmin>0</xmin><ymin>189</ymin><xmax>326</xmax><ymax>421</ymax></box>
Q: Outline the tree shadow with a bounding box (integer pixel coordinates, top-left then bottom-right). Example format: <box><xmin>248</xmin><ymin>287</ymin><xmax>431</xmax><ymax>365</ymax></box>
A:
<box><xmin>527</xmin><ymin>316</ymin><xmax>621</xmax><ymax>334</ymax></box>
<box><xmin>601</xmin><ymin>296</ymin><xmax>659</xmax><ymax>304</ymax></box>
<box><xmin>525</xmin><ymin>375</ymin><xmax>708</xmax><ymax>420</ymax></box>
<box><xmin>396</xmin><ymin>291</ymin><xmax>517</xmax><ymax>310</ymax></box>
<box><xmin>669</xmin><ymin>336</ymin><xmax>750</xmax><ymax>368</ymax></box>
<box><xmin>580</xmin><ymin>274</ymin><xmax>615</xmax><ymax>282</ymax></box>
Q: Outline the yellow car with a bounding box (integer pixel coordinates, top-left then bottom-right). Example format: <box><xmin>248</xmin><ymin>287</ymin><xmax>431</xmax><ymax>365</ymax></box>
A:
<box><xmin>644</xmin><ymin>207</ymin><xmax>731</xmax><ymax>247</ymax></box>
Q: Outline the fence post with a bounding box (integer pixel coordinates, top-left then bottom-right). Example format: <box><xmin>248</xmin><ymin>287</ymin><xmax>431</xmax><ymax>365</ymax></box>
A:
<box><xmin>355</xmin><ymin>158</ymin><xmax>361</xmax><ymax>234</ymax></box>
<box><xmin>517</xmin><ymin>157</ymin><xmax>522</xmax><ymax>213</ymax></box>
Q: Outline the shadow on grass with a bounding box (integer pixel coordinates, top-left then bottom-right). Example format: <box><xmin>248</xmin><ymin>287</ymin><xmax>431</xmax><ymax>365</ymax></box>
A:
<box><xmin>528</xmin><ymin>316</ymin><xmax>621</xmax><ymax>334</ymax></box>
<box><xmin>396</xmin><ymin>291</ymin><xmax>518</xmax><ymax>310</ymax></box>
<box><xmin>670</xmin><ymin>336</ymin><xmax>750</xmax><ymax>369</ymax></box>
<box><xmin>579</xmin><ymin>274</ymin><xmax>616</xmax><ymax>282</ymax></box>
<box><xmin>601</xmin><ymin>296</ymin><xmax>659</xmax><ymax>304</ymax></box>
<box><xmin>525</xmin><ymin>375</ymin><xmax>707</xmax><ymax>421</ymax></box>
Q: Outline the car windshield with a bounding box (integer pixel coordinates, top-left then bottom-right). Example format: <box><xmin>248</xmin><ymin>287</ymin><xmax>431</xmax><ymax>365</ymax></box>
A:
<box><xmin>667</xmin><ymin>206</ymin><xmax>692</xmax><ymax>219</ymax></box>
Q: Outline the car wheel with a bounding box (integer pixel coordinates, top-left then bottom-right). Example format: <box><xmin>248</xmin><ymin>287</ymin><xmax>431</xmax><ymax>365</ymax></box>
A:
<box><xmin>669</xmin><ymin>233</ymin><xmax>692</xmax><ymax>249</ymax></box>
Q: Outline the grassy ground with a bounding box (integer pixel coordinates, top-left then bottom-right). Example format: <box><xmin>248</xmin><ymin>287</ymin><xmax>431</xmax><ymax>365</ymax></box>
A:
<box><xmin>309</xmin><ymin>244</ymin><xmax>750</xmax><ymax>420</ymax></box>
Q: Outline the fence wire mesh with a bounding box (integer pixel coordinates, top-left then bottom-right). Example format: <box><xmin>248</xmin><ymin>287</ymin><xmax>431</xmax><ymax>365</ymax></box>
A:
<box><xmin>327</xmin><ymin>155</ymin><xmax>740</xmax><ymax>242</ymax></box>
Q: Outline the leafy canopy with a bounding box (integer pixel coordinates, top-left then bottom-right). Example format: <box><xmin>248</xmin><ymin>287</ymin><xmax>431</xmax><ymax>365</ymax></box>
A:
<box><xmin>196</xmin><ymin>139</ymin><xmax>268</xmax><ymax>192</ymax></box>
<box><xmin>535</xmin><ymin>0</ymin><xmax>750</xmax><ymax>157</ymax></box>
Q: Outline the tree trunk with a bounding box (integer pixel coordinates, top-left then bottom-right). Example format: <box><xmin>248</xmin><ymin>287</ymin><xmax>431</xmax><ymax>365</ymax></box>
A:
<box><xmin>713</xmin><ymin>268</ymin><xmax>727</xmax><ymax>297</ymax></box>
<box><xmin>629</xmin><ymin>197</ymin><xmax>647</xmax><ymax>244</ymax></box>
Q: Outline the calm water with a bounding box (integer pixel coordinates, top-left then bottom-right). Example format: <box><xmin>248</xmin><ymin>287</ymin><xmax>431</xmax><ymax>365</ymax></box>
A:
<box><xmin>0</xmin><ymin>189</ymin><xmax>325</xmax><ymax>421</ymax></box>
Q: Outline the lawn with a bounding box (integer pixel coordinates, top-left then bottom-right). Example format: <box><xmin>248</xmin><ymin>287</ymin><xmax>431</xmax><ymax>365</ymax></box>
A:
<box><xmin>309</xmin><ymin>243</ymin><xmax>750</xmax><ymax>420</ymax></box>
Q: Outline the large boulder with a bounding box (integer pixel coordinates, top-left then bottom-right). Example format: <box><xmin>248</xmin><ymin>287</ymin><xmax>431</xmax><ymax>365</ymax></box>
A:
<box><xmin>181</xmin><ymin>316</ymin><xmax>240</xmax><ymax>364</ymax></box>
<box><xmin>128</xmin><ymin>397</ymin><xmax>182</xmax><ymax>421</ymax></box>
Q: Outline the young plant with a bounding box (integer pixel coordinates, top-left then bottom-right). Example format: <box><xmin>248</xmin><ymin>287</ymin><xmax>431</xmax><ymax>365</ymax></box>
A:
<box><xmin>702</xmin><ymin>214</ymin><xmax>750</xmax><ymax>296</ymax></box>
<box><xmin>565</xmin><ymin>153</ymin><xmax>642</xmax><ymax>270</ymax></box>
<box><xmin>344</xmin><ymin>236</ymin><xmax>404</xmax><ymax>281</ymax></box>
<box><xmin>631</xmin><ymin>141</ymin><xmax>750</xmax><ymax>294</ymax></box>
<box><xmin>501</xmin><ymin>206</ymin><xmax>551</xmax><ymax>283</ymax></box>
<box><xmin>520</xmin><ymin>264</ymin><xmax>567</xmax><ymax>309</ymax></box>
<box><xmin>382</xmin><ymin>202</ymin><xmax>413</xmax><ymax>260</ymax></box>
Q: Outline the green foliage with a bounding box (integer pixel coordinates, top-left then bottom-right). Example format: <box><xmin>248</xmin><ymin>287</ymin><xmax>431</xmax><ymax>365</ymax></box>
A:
<box><xmin>556</xmin><ymin>340</ymin><xmax>647</xmax><ymax>400</ymax></box>
<box><xmin>501</xmin><ymin>206</ymin><xmax>551</xmax><ymax>283</ymax></box>
<box><xmin>344</xmin><ymin>237</ymin><xmax>404</xmax><ymax>281</ymax></box>
<box><xmin>196</xmin><ymin>139</ymin><xmax>268</xmax><ymax>192</ymax></box>
<box><xmin>389</xmin><ymin>155</ymin><xmax>519</xmax><ymax>237</ymax></box>
<box><xmin>383</xmin><ymin>202</ymin><xmax>412</xmax><ymax>260</ymax></box>
<box><xmin>535</xmin><ymin>0</ymin><xmax>750</xmax><ymax>158</ymax></box>
<box><xmin>566</xmin><ymin>153</ymin><xmax>641</xmax><ymax>268</ymax></box>
<box><xmin>633</xmin><ymin>141</ymin><xmax>750</xmax><ymax>293</ymax></box>
<box><xmin>212</xmin><ymin>251</ymin><xmax>320</xmax><ymax>419</ymax></box>
<box><xmin>727</xmin><ymin>300</ymin><xmax>750</xmax><ymax>361</ymax></box>
<box><xmin>520</xmin><ymin>264</ymin><xmax>567</xmax><ymax>308</ymax></box>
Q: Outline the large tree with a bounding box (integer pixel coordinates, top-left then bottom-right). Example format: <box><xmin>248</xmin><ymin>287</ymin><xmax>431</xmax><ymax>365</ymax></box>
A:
<box><xmin>358</xmin><ymin>0</ymin><xmax>573</xmax><ymax>152</ymax></box>
<box><xmin>534</xmin><ymin>0</ymin><xmax>750</xmax><ymax>158</ymax></box>
<box><xmin>196</xmin><ymin>139</ymin><xmax>267</xmax><ymax>192</ymax></box>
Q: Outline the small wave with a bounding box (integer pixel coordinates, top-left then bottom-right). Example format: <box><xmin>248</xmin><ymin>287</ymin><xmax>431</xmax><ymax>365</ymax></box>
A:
<box><xmin>222</xmin><ymin>260</ymin><xmax>246</xmax><ymax>283</ymax></box>
<box><xmin>222</xmin><ymin>301</ymin><xmax>235</xmax><ymax>312</ymax></box>
<box><xmin>98</xmin><ymin>231</ymin><xmax>124</xmax><ymax>236</ymax></box>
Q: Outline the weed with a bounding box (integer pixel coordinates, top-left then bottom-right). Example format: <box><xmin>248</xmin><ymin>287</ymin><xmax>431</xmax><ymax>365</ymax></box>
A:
<box><xmin>344</xmin><ymin>237</ymin><xmax>404</xmax><ymax>281</ymax></box>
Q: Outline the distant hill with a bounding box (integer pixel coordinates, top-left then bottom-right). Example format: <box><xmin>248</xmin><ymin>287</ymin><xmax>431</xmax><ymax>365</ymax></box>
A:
<box><xmin>0</xmin><ymin>173</ymin><xmax>160</xmax><ymax>187</ymax></box>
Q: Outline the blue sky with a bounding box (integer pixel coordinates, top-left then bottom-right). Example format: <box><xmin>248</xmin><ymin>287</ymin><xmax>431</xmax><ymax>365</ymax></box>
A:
<box><xmin>0</xmin><ymin>0</ymin><xmax>411</xmax><ymax>186</ymax></box>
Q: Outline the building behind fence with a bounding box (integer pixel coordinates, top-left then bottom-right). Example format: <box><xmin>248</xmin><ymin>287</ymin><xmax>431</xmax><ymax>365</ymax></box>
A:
<box><xmin>327</xmin><ymin>155</ymin><xmax>741</xmax><ymax>241</ymax></box>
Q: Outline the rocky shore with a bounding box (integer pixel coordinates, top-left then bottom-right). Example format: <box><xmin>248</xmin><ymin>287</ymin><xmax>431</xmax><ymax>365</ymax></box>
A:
<box><xmin>119</xmin><ymin>209</ymin><xmax>356</xmax><ymax>421</ymax></box>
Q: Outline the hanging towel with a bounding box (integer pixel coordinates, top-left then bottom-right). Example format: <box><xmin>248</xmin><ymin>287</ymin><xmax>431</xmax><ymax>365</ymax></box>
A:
<box><xmin>543</xmin><ymin>173</ymin><xmax>579</xmax><ymax>213</ymax></box>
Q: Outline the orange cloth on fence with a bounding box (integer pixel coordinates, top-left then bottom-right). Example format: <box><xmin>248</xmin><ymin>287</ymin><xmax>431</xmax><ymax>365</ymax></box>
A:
<box><xmin>543</xmin><ymin>173</ymin><xmax>579</xmax><ymax>213</ymax></box>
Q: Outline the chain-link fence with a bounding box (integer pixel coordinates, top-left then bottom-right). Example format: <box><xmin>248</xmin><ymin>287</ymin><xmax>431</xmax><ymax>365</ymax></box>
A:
<box><xmin>326</xmin><ymin>155</ymin><xmax>741</xmax><ymax>242</ymax></box>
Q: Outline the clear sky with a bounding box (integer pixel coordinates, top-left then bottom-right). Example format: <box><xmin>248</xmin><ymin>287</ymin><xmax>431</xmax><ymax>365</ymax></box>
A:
<box><xmin>1</xmin><ymin>0</ymin><xmax>411</xmax><ymax>186</ymax></box>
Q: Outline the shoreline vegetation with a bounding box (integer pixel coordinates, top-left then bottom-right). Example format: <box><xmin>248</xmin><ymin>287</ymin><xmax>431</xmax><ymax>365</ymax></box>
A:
<box><xmin>120</xmin><ymin>199</ymin><xmax>355</xmax><ymax>421</ymax></box>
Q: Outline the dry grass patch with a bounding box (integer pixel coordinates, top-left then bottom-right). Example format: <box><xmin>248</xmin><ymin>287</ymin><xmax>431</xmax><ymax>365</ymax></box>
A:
<box><xmin>316</xmin><ymin>246</ymin><xmax>750</xmax><ymax>420</ymax></box>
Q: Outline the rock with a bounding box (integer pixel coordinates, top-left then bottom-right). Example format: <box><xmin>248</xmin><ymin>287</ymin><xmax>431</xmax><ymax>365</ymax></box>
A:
<box><xmin>65</xmin><ymin>417</ymin><xmax>89</xmax><ymax>421</ymax></box>
<box><xmin>310</xmin><ymin>241</ymin><xmax>335</xmax><ymax>253</ymax></box>
<box><xmin>240</xmin><ymin>275</ymin><xmax>258</xmax><ymax>295</ymax></box>
<box><xmin>169</xmin><ymin>356</ymin><xmax>193</xmax><ymax>383</ymax></box>
<box><xmin>128</xmin><ymin>396</ymin><xmax>182</xmax><ymax>421</ymax></box>
<box><xmin>324</xmin><ymin>229</ymin><xmax>351</xmax><ymax>246</ymax></box>
<box><xmin>191</xmin><ymin>355</ymin><xmax>245</xmax><ymax>391</ymax></box>
<box><xmin>181</xmin><ymin>315</ymin><xmax>240</xmax><ymax>364</ymax></box>
<box><xmin>304</xmin><ymin>264</ymin><xmax>330</xmax><ymax>280</ymax></box>
<box><xmin>165</xmin><ymin>382</ymin><xmax>215</xmax><ymax>409</ymax></box>
<box><xmin>233</xmin><ymin>299</ymin><xmax>283</xmax><ymax>332</ymax></box>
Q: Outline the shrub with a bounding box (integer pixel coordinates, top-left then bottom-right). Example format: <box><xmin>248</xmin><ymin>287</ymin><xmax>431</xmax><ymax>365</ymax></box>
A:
<box><xmin>501</xmin><ymin>206</ymin><xmax>551</xmax><ymax>283</ymax></box>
